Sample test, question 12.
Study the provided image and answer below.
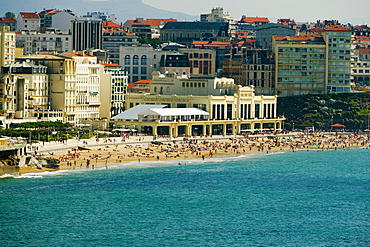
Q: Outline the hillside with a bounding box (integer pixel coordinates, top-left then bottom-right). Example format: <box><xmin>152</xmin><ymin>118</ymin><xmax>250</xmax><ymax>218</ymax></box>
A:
<box><xmin>277</xmin><ymin>93</ymin><xmax>370</xmax><ymax>131</ymax></box>
<box><xmin>2</xmin><ymin>0</ymin><xmax>197</xmax><ymax>22</ymax></box>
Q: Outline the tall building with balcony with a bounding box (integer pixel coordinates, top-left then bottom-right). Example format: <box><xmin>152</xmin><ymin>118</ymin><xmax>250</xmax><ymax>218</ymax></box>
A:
<box><xmin>17</xmin><ymin>54</ymin><xmax>76</xmax><ymax>122</ymax></box>
<box><xmin>62</xmin><ymin>52</ymin><xmax>102</xmax><ymax>120</ymax></box>
<box><xmin>323</xmin><ymin>26</ymin><xmax>352</xmax><ymax>93</ymax></box>
<box><xmin>99</xmin><ymin>63</ymin><xmax>128</xmax><ymax>118</ymax></box>
<box><xmin>102</xmin><ymin>29</ymin><xmax>139</xmax><ymax>65</ymax></box>
<box><xmin>16</xmin><ymin>31</ymin><xmax>72</xmax><ymax>55</ymax></box>
<box><xmin>0</xmin><ymin>26</ymin><xmax>15</xmax><ymax>67</ymax></box>
<box><xmin>2</xmin><ymin>61</ymin><xmax>50</xmax><ymax>119</ymax></box>
<box><xmin>273</xmin><ymin>26</ymin><xmax>352</xmax><ymax>96</ymax></box>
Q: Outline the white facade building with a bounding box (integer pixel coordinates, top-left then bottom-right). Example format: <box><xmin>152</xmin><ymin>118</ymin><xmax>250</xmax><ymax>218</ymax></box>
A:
<box><xmin>16</xmin><ymin>31</ymin><xmax>72</xmax><ymax>55</ymax></box>
<box><xmin>17</xmin><ymin>12</ymin><xmax>40</xmax><ymax>31</ymax></box>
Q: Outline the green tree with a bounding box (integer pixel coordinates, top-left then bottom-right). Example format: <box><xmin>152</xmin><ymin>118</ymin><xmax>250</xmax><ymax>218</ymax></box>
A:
<box><xmin>4</xmin><ymin>12</ymin><xmax>15</xmax><ymax>19</ymax></box>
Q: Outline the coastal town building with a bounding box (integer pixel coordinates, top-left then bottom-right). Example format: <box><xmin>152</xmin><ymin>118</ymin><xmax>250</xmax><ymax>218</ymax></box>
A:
<box><xmin>60</xmin><ymin>52</ymin><xmax>102</xmax><ymax>121</ymax></box>
<box><xmin>160</xmin><ymin>22</ymin><xmax>230</xmax><ymax>46</ymax></box>
<box><xmin>38</xmin><ymin>9</ymin><xmax>75</xmax><ymax>33</ymax></box>
<box><xmin>0</xmin><ymin>18</ymin><xmax>17</xmax><ymax>31</ymax></box>
<box><xmin>15</xmin><ymin>31</ymin><xmax>72</xmax><ymax>55</ymax></box>
<box><xmin>16</xmin><ymin>12</ymin><xmax>40</xmax><ymax>31</ymax></box>
<box><xmin>120</xmin><ymin>45</ymin><xmax>154</xmax><ymax>83</ymax></box>
<box><xmin>0</xmin><ymin>26</ymin><xmax>16</xmax><ymax>67</ymax></box>
<box><xmin>1</xmin><ymin>61</ymin><xmax>53</xmax><ymax>120</ymax></box>
<box><xmin>127</xmin><ymin>79</ymin><xmax>151</xmax><ymax>94</ymax></box>
<box><xmin>72</xmin><ymin>17</ymin><xmax>103</xmax><ymax>51</ymax></box>
<box><xmin>255</xmin><ymin>23</ymin><xmax>296</xmax><ymax>48</ymax></box>
<box><xmin>222</xmin><ymin>49</ymin><xmax>275</xmax><ymax>95</ymax></box>
<box><xmin>83</xmin><ymin>12</ymin><xmax>116</xmax><ymax>22</ymax></box>
<box><xmin>99</xmin><ymin>63</ymin><xmax>128</xmax><ymax>118</ymax></box>
<box><xmin>118</xmin><ymin>71</ymin><xmax>283</xmax><ymax>136</ymax></box>
<box><xmin>124</xmin><ymin>18</ymin><xmax>177</xmax><ymax>39</ymax></box>
<box><xmin>16</xmin><ymin>54</ymin><xmax>77</xmax><ymax>122</ymax></box>
<box><xmin>102</xmin><ymin>29</ymin><xmax>139</xmax><ymax>64</ymax></box>
<box><xmin>238</xmin><ymin>16</ymin><xmax>269</xmax><ymax>26</ymax></box>
<box><xmin>272</xmin><ymin>26</ymin><xmax>352</xmax><ymax>96</ymax></box>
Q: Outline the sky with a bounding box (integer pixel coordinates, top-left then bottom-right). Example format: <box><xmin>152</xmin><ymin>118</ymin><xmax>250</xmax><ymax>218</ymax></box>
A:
<box><xmin>142</xmin><ymin>0</ymin><xmax>370</xmax><ymax>24</ymax></box>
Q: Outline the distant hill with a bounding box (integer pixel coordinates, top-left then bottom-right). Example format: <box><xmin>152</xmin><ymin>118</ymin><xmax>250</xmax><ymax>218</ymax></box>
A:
<box><xmin>1</xmin><ymin>0</ymin><xmax>198</xmax><ymax>22</ymax></box>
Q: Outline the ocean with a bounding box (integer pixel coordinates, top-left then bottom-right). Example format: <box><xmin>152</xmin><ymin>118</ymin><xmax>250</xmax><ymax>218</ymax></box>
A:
<box><xmin>1</xmin><ymin>148</ymin><xmax>369</xmax><ymax>246</ymax></box>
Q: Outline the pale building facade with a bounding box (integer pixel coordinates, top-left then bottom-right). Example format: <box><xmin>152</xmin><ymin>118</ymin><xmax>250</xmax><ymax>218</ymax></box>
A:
<box><xmin>273</xmin><ymin>26</ymin><xmax>352</xmax><ymax>96</ymax></box>
<box><xmin>0</xmin><ymin>26</ymin><xmax>16</xmax><ymax>67</ymax></box>
<box><xmin>65</xmin><ymin>54</ymin><xmax>101</xmax><ymax>120</ymax></box>
<box><xmin>17</xmin><ymin>54</ymin><xmax>77</xmax><ymax>122</ymax></box>
<box><xmin>16</xmin><ymin>31</ymin><xmax>72</xmax><ymax>55</ymax></box>
<box><xmin>99</xmin><ymin>63</ymin><xmax>128</xmax><ymax>118</ymax></box>
<box><xmin>120</xmin><ymin>72</ymin><xmax>283</xmax><ymax>136</ymax></box>
<box><xmin>17</xmin><ymin>12</ymin><xmax>40</xmax><ymax>31</ymax></box>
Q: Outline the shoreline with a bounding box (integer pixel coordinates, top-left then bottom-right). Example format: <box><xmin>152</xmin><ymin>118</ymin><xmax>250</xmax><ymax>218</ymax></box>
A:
<box><xmin>17</xmin><ymin>132</ymin><xmax>370</xmax><ymax>176</ymax></box>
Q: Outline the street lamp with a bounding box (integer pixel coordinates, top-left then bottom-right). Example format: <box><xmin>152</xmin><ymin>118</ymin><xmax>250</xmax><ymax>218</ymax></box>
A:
<box><xmin>292</xmin><ymin>122</ymin><xmax>295</xmax><ymax>131</ymax></box>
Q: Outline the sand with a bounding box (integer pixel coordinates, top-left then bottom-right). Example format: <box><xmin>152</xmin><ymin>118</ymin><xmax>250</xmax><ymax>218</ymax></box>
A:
<box><xmin>19</xmin><ymin>132</ymin><xmax>370</xmax><ymax>174</ymax></box>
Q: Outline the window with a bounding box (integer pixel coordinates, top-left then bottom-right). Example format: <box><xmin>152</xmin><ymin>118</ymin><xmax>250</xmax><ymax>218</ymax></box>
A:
<box><xmin>141</xmin><ymin>67</ymin><xmax>147</xmax><ymax>74</ymax></box>
<box><xmin>133</xmin><ymin>67</ymin><xmax>138</xmax><ymax>74</ymax></box>
<box><xmin>141</xmin><ymin>55</ymin><xmax>147</xmax><ymax>65</ymax></box>
<box><xmin>124</xmin><ymin>55</ymin><xmax>130</xmax><ymax>65</ymax></box>
<box><xmin>133</xmin><ymin>55</ymin><xmax>139</xmax><ymax>65</ymax></box>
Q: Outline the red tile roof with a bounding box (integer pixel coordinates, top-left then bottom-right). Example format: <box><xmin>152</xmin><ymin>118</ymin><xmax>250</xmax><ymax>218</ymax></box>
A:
<box><xmin>325</xmin><ymin>26</ymin><xmax>351</xmax><ymax>31</ymax></box>
<box><xmin>103</xmin><ymin>21</ymin><xmax>123</xmax><ymax>28</ymax></box>
<box><xmin>356</xmin><ymin>36</ymin><xmax>370</xmax><ymax>42</ymax></box>
<box><xmin>192</xmin><ymin>41</ymin><xmax>232</xmax><ymax>48</ymax></box>
<box><xmin>20</xmin><ymin>12</ymin><xmax>39</xmax><ymax>19</ymax></box>
<box><xmin>127</xmin><ymin>18</ymin><xmax>177</xmax><ymax>27</ymax></box>
<box><xmin>241</xmin><ymin>16</ymin><xmax>269</xmax><ymax>24</ymax></box>
<box><xmin>146</xmin><ymin>18</ymin><xmax>177</xmax><ymax>27</ymax></box>
<box><xmin>127</xmin><ymin>83</ymin><xmax>135</xmax><ymax>89</ymax></box>
<box><xmin>102</xmin><ymin>29</ymin><xmax>136</xmax><ymax>36</ymax></box>
<box><xmin>360</xmin><ymin>48</ymin><xmax>370</xmax><ymax>54</ymax></box>
<box><xmin>134</xmin><ymin>79</ymin><xmax>151</xmax><ymax>84</ymax></box>
<box><xmin>0</xmin><ymin>18</ymin><xmax>16</xmax><ymax>22</ymax></box>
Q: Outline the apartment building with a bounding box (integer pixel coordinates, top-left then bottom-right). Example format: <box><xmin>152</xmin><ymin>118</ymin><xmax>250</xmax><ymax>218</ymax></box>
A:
<box><xmin>160</xmin><ymin>22</ymin><xmax>230</xmax><ymax>46</ymax></box>
<box><xmin>99</xmin><ymin>63</ymin><xmax>128</xmax><ymax>118</ymax></box>
<box><xmin>17</xmin><ymin>12</ymin><xmax>40</xmax><ymax>31</ymax></box>
<box><xmin>16</xmin><ymin>31</ymin><xmax>72</xmax><ymax>55</ymax></box>
<box><xmin>17</xmin><ymin>54</ymin><xmax>77</xmax><ymax>122</ymax></box>
<box><xmin>124</xmin><ymin>18</ymin><xmax>177</xmax><ymax>39</ymax></box>
<box><xmin>2</xmin><ymin>61</ymin><xmax>51</xmax><ymax>119</ymax></box>
<box><xmin>273</xmin><ymin>26</ymin><xmax>352</xmax><ymax>96</ymax></box>
<box><xmin>0</xmin><ymin>26</ymin><xmax>16</xmax><ymax>67</ymax></box>
<box><xmin>38</xmin><ymin>9</ymin><xmax>75</xmax><ymax>33</ymax></box>
<box><xmin>61</xmin><ymin>52</ymin><xmax>102</xmax><ymax>120</ymax></box>
<box><xmin>102</xmin><ymin>29</ymin><xmax>139</xmax><ymax>64</ymax></box>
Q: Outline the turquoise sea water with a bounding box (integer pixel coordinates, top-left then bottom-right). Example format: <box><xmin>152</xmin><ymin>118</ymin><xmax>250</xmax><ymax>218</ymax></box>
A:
<box><xmin>1</xmin><ymin>148</ymin><xmax>370</xmax><ymax>246</ymax></box>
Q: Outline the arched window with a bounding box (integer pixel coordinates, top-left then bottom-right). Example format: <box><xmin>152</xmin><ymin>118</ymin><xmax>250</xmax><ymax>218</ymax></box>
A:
<box><xmin>141</xmin><ymin>55</ymin><xmax>147</xmax><ymax>65</ymax></box>
<box><xmin>124</xmin><ymin>55</ymin><xmax>130</xmax><ymax>65</ymax></box>
<box><xmin>133</xmin><ymin>55</ymin><xmax>139</xmax><ymax>65</ymax></box>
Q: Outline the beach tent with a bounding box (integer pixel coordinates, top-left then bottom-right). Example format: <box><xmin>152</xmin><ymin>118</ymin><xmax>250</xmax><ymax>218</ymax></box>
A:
<box><xmin>331</xmin><ymin>123</ymin><xmax>346</xmax><ymax>128</ymax></box>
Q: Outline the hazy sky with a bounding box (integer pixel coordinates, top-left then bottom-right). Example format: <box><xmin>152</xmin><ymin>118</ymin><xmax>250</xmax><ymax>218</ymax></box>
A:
<box><xmin>143</xmin><ymin>0</ymin><xmax>370</xmax><ymax>24</ymax></box>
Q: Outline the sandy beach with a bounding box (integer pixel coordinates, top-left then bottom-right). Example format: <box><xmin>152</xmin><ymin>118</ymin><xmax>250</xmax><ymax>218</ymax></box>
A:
<box><xmin>19</xmin><ymin>132</ymin><xmax>370</xmax><ymax>174</ymax></box>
